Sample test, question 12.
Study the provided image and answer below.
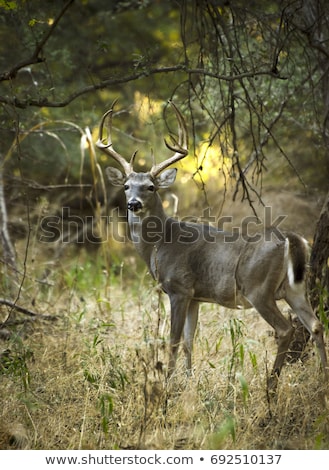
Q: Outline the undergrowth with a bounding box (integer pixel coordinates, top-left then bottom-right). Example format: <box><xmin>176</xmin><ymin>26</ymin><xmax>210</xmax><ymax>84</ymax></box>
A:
<box><xmin>0</xmin><ymin>248</ymin><xmax>329</xmax><ymax>450</ymax></box>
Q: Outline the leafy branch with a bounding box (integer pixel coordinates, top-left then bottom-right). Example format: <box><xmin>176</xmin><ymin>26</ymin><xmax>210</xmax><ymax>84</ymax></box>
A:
<box><xmin>0</xmin><ymin>65</ymin><xmax>285</xmax><ymax>109</ymax></box>
<box><xmin>0</xmin><ymin>0</ymin><xmax>75</xmax><ymax>82</ymax></box>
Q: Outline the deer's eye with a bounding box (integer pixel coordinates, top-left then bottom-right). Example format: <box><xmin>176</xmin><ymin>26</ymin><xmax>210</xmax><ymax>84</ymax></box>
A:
<box><xmin>147</xmin><ymin>185</ymin><xmax>155</xmax><ymax>192</ymax></box>
<box><xmin>124</xmin><ymin>184</ymin><xmax>129</xmax><ymax>191</ymax></box>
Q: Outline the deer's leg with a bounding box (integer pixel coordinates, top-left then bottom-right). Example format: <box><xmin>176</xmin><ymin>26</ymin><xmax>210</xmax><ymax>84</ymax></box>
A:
<box><xmin>251</xmin><ymin>296</ymin><xmax>294</xmax><ymax>390</ymax></box>
<box><xmin>183</xmin><ymin>300</ymin><xmax>199</xmax><ymax>374</ymax></box>
<box><xmin>285</xmin><ymin>289</ymin><xmax>328</xmax><ymax>379</ymax></box>
<box><xmin>167</xmin><ymin>293</ymin><xmax>190</xmax><ymax>377</ymax></box>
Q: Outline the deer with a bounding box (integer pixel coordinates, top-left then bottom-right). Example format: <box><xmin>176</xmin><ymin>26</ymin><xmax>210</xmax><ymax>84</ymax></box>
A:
<box><xmin>96</xmin><ymin>100</ymin><xmax>328</xmax><ymax>391</ymax></box>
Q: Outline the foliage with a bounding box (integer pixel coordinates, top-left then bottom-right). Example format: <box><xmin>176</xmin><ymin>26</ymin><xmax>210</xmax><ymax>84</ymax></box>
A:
<box><xmin>0</xmin><ymin>0</ymin><xmax>328</xmax><ymax>192</ymax></box>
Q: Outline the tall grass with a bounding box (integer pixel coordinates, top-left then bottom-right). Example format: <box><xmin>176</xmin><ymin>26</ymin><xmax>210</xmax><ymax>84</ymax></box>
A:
<box><xmin>0</xmin><ymin>249</ymin><xmax>328</xmax><ymax>450</ymax></box>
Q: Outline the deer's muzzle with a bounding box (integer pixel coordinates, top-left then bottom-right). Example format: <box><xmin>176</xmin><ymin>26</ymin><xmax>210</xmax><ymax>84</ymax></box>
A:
<box><xmin>127</xmin><ymin>199</ymin><xmax>143</xmax><ymax>212</ymax></box>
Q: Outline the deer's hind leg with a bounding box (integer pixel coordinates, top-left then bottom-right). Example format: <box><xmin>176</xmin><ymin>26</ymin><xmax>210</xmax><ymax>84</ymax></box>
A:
<box><xmin>285</xmin><ymin>287</ymin><xmax>328</xmax><ymax>379</ymax></box>
<box><xmin>250</xmin><ymin>295</ymin><xmax>295</xmax><ymax>391</ymax></box>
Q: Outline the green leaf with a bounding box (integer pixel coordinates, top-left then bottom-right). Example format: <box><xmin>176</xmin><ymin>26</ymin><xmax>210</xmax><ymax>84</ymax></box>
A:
<box><xmin>0</xmin><ymin>1</ymin><xmax>17</xmax><ymax>11</ymax></box>
<box><xmin>28</xmin><ymin>18</ymin><xmax>38</xmax><ymax>27</ymax></box>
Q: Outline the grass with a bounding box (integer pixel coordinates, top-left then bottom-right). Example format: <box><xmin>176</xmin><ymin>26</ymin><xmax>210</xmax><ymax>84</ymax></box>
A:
<box><xmin>0</xmin><ymin>247</ymin><xmax>329</xmax><ymax>450</ymax></box>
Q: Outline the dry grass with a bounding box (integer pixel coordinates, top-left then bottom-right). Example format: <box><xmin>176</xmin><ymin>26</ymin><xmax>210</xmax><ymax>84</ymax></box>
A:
<box><xmin>0</xmin><ymin>247</ymin><xmax>329</xmax><ymax>450</ymax></box>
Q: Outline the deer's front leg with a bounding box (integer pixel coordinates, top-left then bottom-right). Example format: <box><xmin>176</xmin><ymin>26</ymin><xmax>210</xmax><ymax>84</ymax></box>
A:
<box><xmin>167</xmin><ymin>293</ymin><xmax>191</xmax><ymax>377</ymax></box>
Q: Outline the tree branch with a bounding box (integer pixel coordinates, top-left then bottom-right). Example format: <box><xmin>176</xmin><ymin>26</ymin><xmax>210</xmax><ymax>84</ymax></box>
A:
<box><xmin>0</xmin><ymin>65</ymin><xmax>285</xmax><ymax>109</ymax></box>
<box><xmin>0</xmin><ymin>298</ymin><xmax>57</xmax><ymax>322</ymax></box>
<box><xmin>0</xmin><ymin>0</ymin><xmax>75</xmax><ymax>81</ymax></box>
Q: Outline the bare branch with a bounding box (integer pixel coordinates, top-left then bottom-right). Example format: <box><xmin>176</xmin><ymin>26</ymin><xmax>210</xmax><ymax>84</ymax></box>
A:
<box><xmin>0</xmin><ymin>298</ymin><xmax>57</xmax><ymax>324</ymax></box>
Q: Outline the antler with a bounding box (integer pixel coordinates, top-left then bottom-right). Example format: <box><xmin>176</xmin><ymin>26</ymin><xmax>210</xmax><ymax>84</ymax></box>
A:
<box><xmin>150</xmin><ymin>101</ymin><xmax>189</xmax><ymax>177</ymax></box>
<box><xmin>96</xmin><ymin>99</ymin><xmax>136</xmax><ymax>176</ymax></box>
<box><xmin>96</xmin><ymin>99</ymin><xmax>188</xmax><ymax>177</ymax></box>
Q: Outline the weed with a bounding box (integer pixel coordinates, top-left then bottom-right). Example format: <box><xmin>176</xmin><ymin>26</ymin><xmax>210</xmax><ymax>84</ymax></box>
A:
<box><xmin>208</xmin><ymin>414</ymin><xmax>236</xmax><ymax>449</ymax></box>
<box><xmin>99</xmin><ymin>393</ymin><xmax>114</xmax><ymax>437</ymax></box>
<box><xmin>227</xmin><ymin>318</ymin><xmax>245</xmax><ymax>384</ymax></box>
<box><xmin>0</xmin><ymin>336</ymin><xmax>33</xmax><ymax>393</ymax></box>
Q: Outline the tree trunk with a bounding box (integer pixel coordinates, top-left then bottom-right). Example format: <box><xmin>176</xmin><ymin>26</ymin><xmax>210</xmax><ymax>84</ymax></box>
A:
<box><xmin>309</xmin><ymin>192</ymin><xmax>329</xmax><ymax>309</ymax></box>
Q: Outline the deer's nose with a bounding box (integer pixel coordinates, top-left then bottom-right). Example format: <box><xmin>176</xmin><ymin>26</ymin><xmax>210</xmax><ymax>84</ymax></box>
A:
<box><xmin>127</xmin><ymin>198</ymin><xmax>143</xmax><ymax>212</ymax></box>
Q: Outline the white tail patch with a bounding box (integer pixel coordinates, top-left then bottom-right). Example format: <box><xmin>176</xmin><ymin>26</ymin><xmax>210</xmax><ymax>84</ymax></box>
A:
<box><xmin>286</xmin><ymin>236</ymin><xmax>308</xmax><ymax>291</ymax></box>
<box><xmin>285</xmin><ymin>238</ymin><xmax>295</xmax><ymax>287</ymax></box>
<box><xmin>287</xmin><ymin>256</ymin><xmax>295</xmax><ymax>287</ymax></box>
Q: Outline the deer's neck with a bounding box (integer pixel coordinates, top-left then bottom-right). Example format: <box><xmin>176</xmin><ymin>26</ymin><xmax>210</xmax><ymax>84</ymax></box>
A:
<box><xmin>127</xmin><ymin>194</ymin><xmax>168</xmax><ymax>268</ymax></box>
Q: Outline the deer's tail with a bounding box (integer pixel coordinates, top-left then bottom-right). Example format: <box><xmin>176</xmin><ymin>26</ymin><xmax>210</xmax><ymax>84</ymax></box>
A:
<box><xmin>286</xmin><ymin>232</ymin><xmax>309</xmax><ymax>286</ymax></box>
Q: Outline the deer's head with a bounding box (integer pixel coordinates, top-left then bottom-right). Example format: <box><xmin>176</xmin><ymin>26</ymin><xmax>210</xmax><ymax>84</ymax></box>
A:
<box><xmin>96</xmin><ymin>100</ymin><xmax>188</xmax><ymax>215</ymax></box>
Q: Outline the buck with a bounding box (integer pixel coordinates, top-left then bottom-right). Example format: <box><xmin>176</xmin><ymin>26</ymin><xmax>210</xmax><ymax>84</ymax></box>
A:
<box><xmin>96</xmin><ymin>101</ymin><xmax>328</xmax><ymax>390</ymax></box>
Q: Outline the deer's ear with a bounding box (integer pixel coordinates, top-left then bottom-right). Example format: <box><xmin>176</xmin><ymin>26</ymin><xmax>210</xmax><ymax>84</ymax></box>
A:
<box><xmin>106</xmin><ymin>167</ymin><xmax>126</xmax><ymax>186</ymax></box>
<box><xmin>155</xmin><ymin>168</ymin><xmax>177</xmax><ymax>188</ymax></box>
